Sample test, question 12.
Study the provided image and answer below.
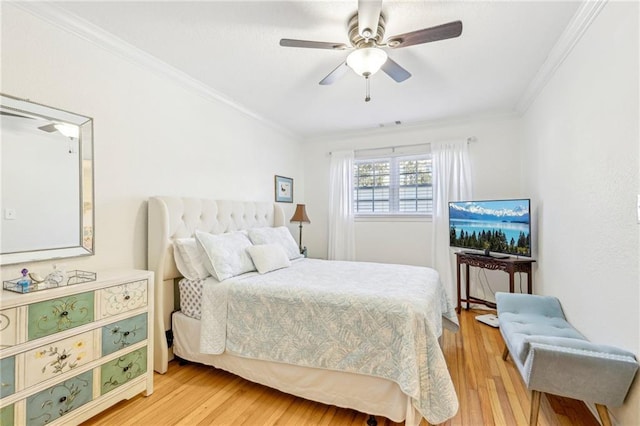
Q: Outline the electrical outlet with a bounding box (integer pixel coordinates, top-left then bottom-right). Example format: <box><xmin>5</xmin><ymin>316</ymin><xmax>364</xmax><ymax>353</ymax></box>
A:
<box><xmin>4</xmin><ymin>208</ymin><xmax>16</xmax><ymax>220</ymax></box>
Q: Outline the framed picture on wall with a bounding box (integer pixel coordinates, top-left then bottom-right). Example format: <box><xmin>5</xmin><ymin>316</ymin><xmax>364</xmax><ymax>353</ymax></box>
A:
<box><xmin>275</xmin><ymin>175</ymin><xmax>293</xmax><ymax>203</ymax></box>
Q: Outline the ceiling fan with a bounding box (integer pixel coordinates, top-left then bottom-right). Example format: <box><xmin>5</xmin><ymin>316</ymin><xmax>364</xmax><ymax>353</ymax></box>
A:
<box><xmin>279</xmin><ymin>0</ymin><xmax>462</xmax><ymax>101</ymax></box>
<box><xmin>1</xmin><ymin>110</ymin><xmax>79</xmax><ymax>138</ymax></box>
<box><xmin>37</xmin><ymin>122</ymin><xmax>79</xmax><ymax>138</ymax></box>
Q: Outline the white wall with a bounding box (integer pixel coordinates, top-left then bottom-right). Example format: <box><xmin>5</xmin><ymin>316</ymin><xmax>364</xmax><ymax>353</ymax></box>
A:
<box><xmin>302</xmin><ymin>116</ymin><xmax>523</xmax><ymax>281</ymax></box>
<box><xmin>0</xmin><ymin>5</ymin><xmax>303</xmax><ymax>278</ymax></box>
<box><xmin>2</xmin><ymin>121</ymin><xmax>80</xmax><ymax>252</ymax></box>
<box><xmin>522</xmin><ymin>2</ymin><xmax>639</xmax><ymax>424</ymax></box>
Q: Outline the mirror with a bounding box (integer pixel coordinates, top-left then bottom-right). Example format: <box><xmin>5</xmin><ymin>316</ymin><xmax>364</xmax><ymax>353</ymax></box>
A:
<box><xmin>1</xmin><ymin>94</ymin><xmax>94</xmax><ymax>265</ymax></box>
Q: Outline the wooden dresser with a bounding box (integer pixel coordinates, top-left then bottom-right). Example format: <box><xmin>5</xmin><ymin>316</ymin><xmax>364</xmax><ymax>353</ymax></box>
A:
<box><xmin>0</xmin><ymin>269</ymin><xmax>154</xmax><ymax>425</ymax></box>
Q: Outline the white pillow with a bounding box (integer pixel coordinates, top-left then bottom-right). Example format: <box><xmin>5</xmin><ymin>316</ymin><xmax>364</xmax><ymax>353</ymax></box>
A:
<box><xmin>247</xmin><ymin>226</ymin><xmax>302</xmax><ymax>260</ymax></box>
<box><xmin>195</xmin><ymin>230</ymin><xmax>256</xmax><ymax>281</ymax></box>
<box><xmin>173</xmin><ymin>238</ymin><xmax>210</xmax><ymax>280</ymax></box>
<box><xmin>246</xmin><ymin>244</ymin><xmax>291</xmax><ymax>274</ymax></box>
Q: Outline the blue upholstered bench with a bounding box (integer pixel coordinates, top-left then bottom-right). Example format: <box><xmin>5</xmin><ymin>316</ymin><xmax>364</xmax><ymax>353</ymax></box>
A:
<box><xmin>496</xmin><ymin>292</ymin><xmax>638</xmax><ymax>426</ymax></box>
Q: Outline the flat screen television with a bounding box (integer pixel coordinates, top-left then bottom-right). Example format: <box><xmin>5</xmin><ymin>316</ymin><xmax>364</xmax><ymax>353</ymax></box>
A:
<box><xmin>449</xmin><ymin>198</ymin><xmax>531</xmax><ymax>258</ymax></box>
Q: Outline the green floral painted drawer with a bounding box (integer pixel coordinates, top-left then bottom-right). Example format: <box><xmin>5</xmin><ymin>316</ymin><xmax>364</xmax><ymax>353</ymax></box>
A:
<box><xmin>101</xmin><ymin>347</ymin><xmax>147</xmax><ymax>395</ymax></box>
<box><xmin>26</xmin><ymin>370</ymin><xmax>93</xmax><ymax>426</ymax></box>
<box><xmin>0</xmin><ymin>356</ymin><xmax>15</xmax><ymax>398</ymax></box>
<box><xmin>28</xmin><ymin>292</ymin><xmax>94</xmax><ymax>341</ymax></box>
<box><xmin>102</xmin><ymin>313</ymin><xmax>148</xmax><ymax>356</ymax></box>
<box><xmin>0</xmin><ymin>404</ymin><xmax>14</xmax><ymax>425</ymax></box>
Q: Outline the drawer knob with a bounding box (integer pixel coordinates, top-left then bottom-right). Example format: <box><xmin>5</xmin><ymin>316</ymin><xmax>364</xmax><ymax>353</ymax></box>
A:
<box><xmin>59</xmin><ymin>396</ymin><xmax>67</xmax><ymax>403</ymax></box>
<box><xmin>60</xmin><ymin>354</ymin><xmax>68</xmax><ymax>360</ymax></box>
<box><xmin>60</xmin><ymin>311</ymin><xmax>69</xmax><ymax>317</ymax></box>
<box><xmin>124</xmin><ymin>295</ymin><xmax>131</xmax><ymax>300</ymax></box>
<box><xmin>123</xmin><ymin>331</ymin><xmax>130</xmax><ymax>336</ymax></box>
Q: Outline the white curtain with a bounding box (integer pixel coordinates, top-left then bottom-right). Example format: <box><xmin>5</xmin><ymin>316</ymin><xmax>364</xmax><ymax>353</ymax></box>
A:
<box><xmin>328</xmin><ymin>150</ymin><xmax>356</xmax><ymax>260</ymax></box>
<box><xmin>431</xmin><ymin>140</ymin><xmax>473</xmax><ymax>302</ymax></box>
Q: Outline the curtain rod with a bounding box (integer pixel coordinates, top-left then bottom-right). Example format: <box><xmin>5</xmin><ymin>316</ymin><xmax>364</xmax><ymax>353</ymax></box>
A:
<box><xmin>330</xmin><ymin>136</ymin><xmax>477</xmax><ymax>155</ymax></box>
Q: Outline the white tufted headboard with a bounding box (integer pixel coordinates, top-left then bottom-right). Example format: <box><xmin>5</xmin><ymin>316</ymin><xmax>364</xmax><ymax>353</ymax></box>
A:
<box><xmin>148</xmin><ymin>196</ymin><xmax>285</xmax><ymax>373</ymax></box>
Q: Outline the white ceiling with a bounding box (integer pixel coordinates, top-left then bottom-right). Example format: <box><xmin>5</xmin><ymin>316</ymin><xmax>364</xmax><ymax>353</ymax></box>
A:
<box><xmin>49</xmin><ymin>1</ymin><xmax>582</xmax><ymax>138</ymax></box>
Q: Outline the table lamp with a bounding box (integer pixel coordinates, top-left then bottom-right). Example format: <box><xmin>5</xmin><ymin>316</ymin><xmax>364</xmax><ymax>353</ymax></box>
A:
<box><xmin>290</xmin><ymin>204</ymin><xmax>310</xmax><ymax>254</ymax></box>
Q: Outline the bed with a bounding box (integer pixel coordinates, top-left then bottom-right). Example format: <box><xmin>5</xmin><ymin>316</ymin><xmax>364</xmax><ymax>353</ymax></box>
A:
<box><xmin>148</xmin><ymin>196</ymin><xmax>459</xmax><ymax>425</ymax></box>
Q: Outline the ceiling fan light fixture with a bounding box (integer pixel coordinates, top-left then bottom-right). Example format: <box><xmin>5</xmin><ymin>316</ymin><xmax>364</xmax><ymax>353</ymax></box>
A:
<box><xmin>346</xmin><ymin>47</ymin><xmax>388</xmax><ymax>77</ymax></box>
<box><xmin>54</xmin><ymin>123</ymin><xmax>79</xmax><ymax>139</ymax></box>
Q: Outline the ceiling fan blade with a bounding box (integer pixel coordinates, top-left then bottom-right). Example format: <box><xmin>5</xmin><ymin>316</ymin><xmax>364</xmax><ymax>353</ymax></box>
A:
<box><xmin>387</xmin><ymin>21</ymin><xmax>463</xmax><ymax>49</ymax></box>
<box><xmin>358</xmin><ymin>0</ymin><xmax>382</xmax><ymax>39</ymax></box>
<box><xmin>381</xmin><ymin>58</ymin><xmax>411</xmax><ymax>83</ymax></box>
<box><xmin>319</xmin><ymin>62</ymin><xmax>350</xmax><ymax>85</ymax></box>
<box><xmin>38</xmin><ymin>123</ymin><xmax>58</xmax><ymax>133</ymax></box>
<box><xmin>0</xmin><ymin>110</ymin><xmax>33</xmax><ymax>119</ymax></box>
<box><xmin>280</xmin><ymin>39</ymin><xmax>349</xmax><ymax>50</ymax></box>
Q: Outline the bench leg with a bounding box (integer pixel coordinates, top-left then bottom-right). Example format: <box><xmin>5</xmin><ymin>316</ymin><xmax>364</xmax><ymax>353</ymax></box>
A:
<box><xmin>595</xmin><ymin>404</ymin><xmax>612</xmax><ymax>426</ymax></box>
<box><xmin>529</xmin><ymin>390</ymin><xmax>542</xmax><ymax>426</ymax></box>
<box><xmin>502</xmin><ymin>345</ymin><xmax>510</xmax><ymax>361</ymax></box>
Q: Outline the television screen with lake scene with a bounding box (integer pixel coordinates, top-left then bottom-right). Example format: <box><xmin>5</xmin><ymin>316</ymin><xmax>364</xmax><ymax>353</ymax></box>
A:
<box><xmin>449</xmin><ymin>199</ymin><xmax>531</xmax><ymax>257</ymax></box>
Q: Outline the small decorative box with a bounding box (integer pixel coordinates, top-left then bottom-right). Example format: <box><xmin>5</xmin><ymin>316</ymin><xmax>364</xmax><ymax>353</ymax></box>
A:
<box><xmin>3</xmin><ymin>270</ymin><xmax>97</xmax><ymax>294</ymax></box>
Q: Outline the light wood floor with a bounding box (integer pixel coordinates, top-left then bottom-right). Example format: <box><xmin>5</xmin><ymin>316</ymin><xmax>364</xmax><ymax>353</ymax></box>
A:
<box><xmin>83</xmin><ymin>309</ymin><xmax>599</xmax><ymax>425</ymax></box>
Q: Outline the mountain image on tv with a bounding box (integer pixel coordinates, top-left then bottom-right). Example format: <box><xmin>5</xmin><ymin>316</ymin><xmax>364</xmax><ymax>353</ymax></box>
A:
<box><xmin>449</xmin><ymin>199</ymin><xmax>531</xmax><ymax>257</ymax></box>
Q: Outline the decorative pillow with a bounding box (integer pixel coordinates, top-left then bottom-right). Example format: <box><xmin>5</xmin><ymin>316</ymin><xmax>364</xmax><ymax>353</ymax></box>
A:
<box><xmin>178</xmin><ymin>278</ymin><xmax>203</xmax><ymax>320</ymax></box>
<box><xmin>173</xmin><ymin>238</ymin><xmax>210</xmax><ymax>280</ymax></box>
<box><xmin>246</xmin><ymin>244</ymin><xmax>291</xmax><ymax>274</ymax></box>
<box><xmin>195</xmin><ymin>230</ymin><xmax>256</xmax><ymax>281</ymax></box>
<box><xmin>247</xmin><ymin>226</ymin><xmax>302</xmax><ymax>260</ymax></box>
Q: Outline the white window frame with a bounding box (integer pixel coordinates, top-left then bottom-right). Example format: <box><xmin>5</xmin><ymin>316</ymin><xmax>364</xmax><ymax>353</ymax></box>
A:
<box><xmin>353</xmin><ymin>153</ymin><xmax>433</xmax><ymax>218</ymax></box>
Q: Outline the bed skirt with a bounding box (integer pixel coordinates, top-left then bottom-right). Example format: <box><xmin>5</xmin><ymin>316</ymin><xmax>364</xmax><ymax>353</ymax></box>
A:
<box><xmin>172</xmin><ymin>311</ymin><xmax>422</xmax><ymax>425</ymax></box>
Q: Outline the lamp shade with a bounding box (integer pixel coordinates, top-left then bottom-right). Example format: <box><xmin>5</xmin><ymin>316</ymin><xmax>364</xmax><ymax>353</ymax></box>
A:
<box><xmin>346</xmin><ymin>47</ymin><xmax>388</xmax><ymax>76</ymax></box>
<box><xmin>290</xmin><ymin>204</ymin><xmax>310</xmax><ymax>223</ymax></box>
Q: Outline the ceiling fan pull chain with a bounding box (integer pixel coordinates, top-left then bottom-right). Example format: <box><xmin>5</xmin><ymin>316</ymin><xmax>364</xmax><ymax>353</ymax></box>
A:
<box><xmin>365</xmin><ymin>73</ymin><xmax>371</xmax><ymax>102</ymax></box>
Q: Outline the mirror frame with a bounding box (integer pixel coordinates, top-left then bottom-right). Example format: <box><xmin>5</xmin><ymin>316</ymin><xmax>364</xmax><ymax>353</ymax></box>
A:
<box><xmin>1</xmin><ymin>93</ymin><xmax>94</xmax><ymax>265</ymax></box>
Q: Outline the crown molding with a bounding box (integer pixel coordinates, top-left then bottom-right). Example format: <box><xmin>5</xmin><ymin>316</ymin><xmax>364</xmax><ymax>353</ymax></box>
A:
<box><xmin>10</xmin><ymin>2</ymin><xmax>298</xmax><ymax>139</ymax></box>
<box><xmin>516</xmin><ymin>0</ymin><xmax>608</xmax><ymax>113</ymax></box>
<box><xmin>304</xmin><ymin>110</ymin><xmax>520</xmax><ymax>144</ymax></box>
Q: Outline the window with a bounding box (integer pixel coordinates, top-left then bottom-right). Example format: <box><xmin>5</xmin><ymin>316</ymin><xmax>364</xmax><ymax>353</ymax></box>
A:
<box><xmin>353</xmin><ymin>154</ymin><xmax>432</xmax><ymax>215</ymax></box>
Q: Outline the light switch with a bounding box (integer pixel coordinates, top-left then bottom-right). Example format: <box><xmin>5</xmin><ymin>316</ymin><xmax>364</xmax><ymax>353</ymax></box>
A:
<box><xmin>4</xmin><ymin>208</ymin><xmax>16</xmax><ymax>220</ymax></box>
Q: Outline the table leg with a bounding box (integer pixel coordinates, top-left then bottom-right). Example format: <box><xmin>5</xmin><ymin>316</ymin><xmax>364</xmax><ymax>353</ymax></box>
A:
<box><xmin>465</xmin><ymin>264</ymin><xmax>470</xmax><ymax>310</ymax></box>
<box><xmin>456</xmin><ymin>260</ymin><xmax>461</xmax><ymax>314</ymax></box>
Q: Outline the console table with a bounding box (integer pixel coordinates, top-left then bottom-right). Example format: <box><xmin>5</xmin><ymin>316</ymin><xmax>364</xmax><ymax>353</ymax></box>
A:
<box><xmin>455</xmin><ymin>252</ymin><xmax>536</xmax><ymax>313</ymax></box>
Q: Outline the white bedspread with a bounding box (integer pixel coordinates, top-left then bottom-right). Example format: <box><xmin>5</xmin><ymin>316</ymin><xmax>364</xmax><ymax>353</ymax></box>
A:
<box><xmin>200</xmin><ymin>259</ymin><xmax>459</xmax><ymax>424</ymax></box>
